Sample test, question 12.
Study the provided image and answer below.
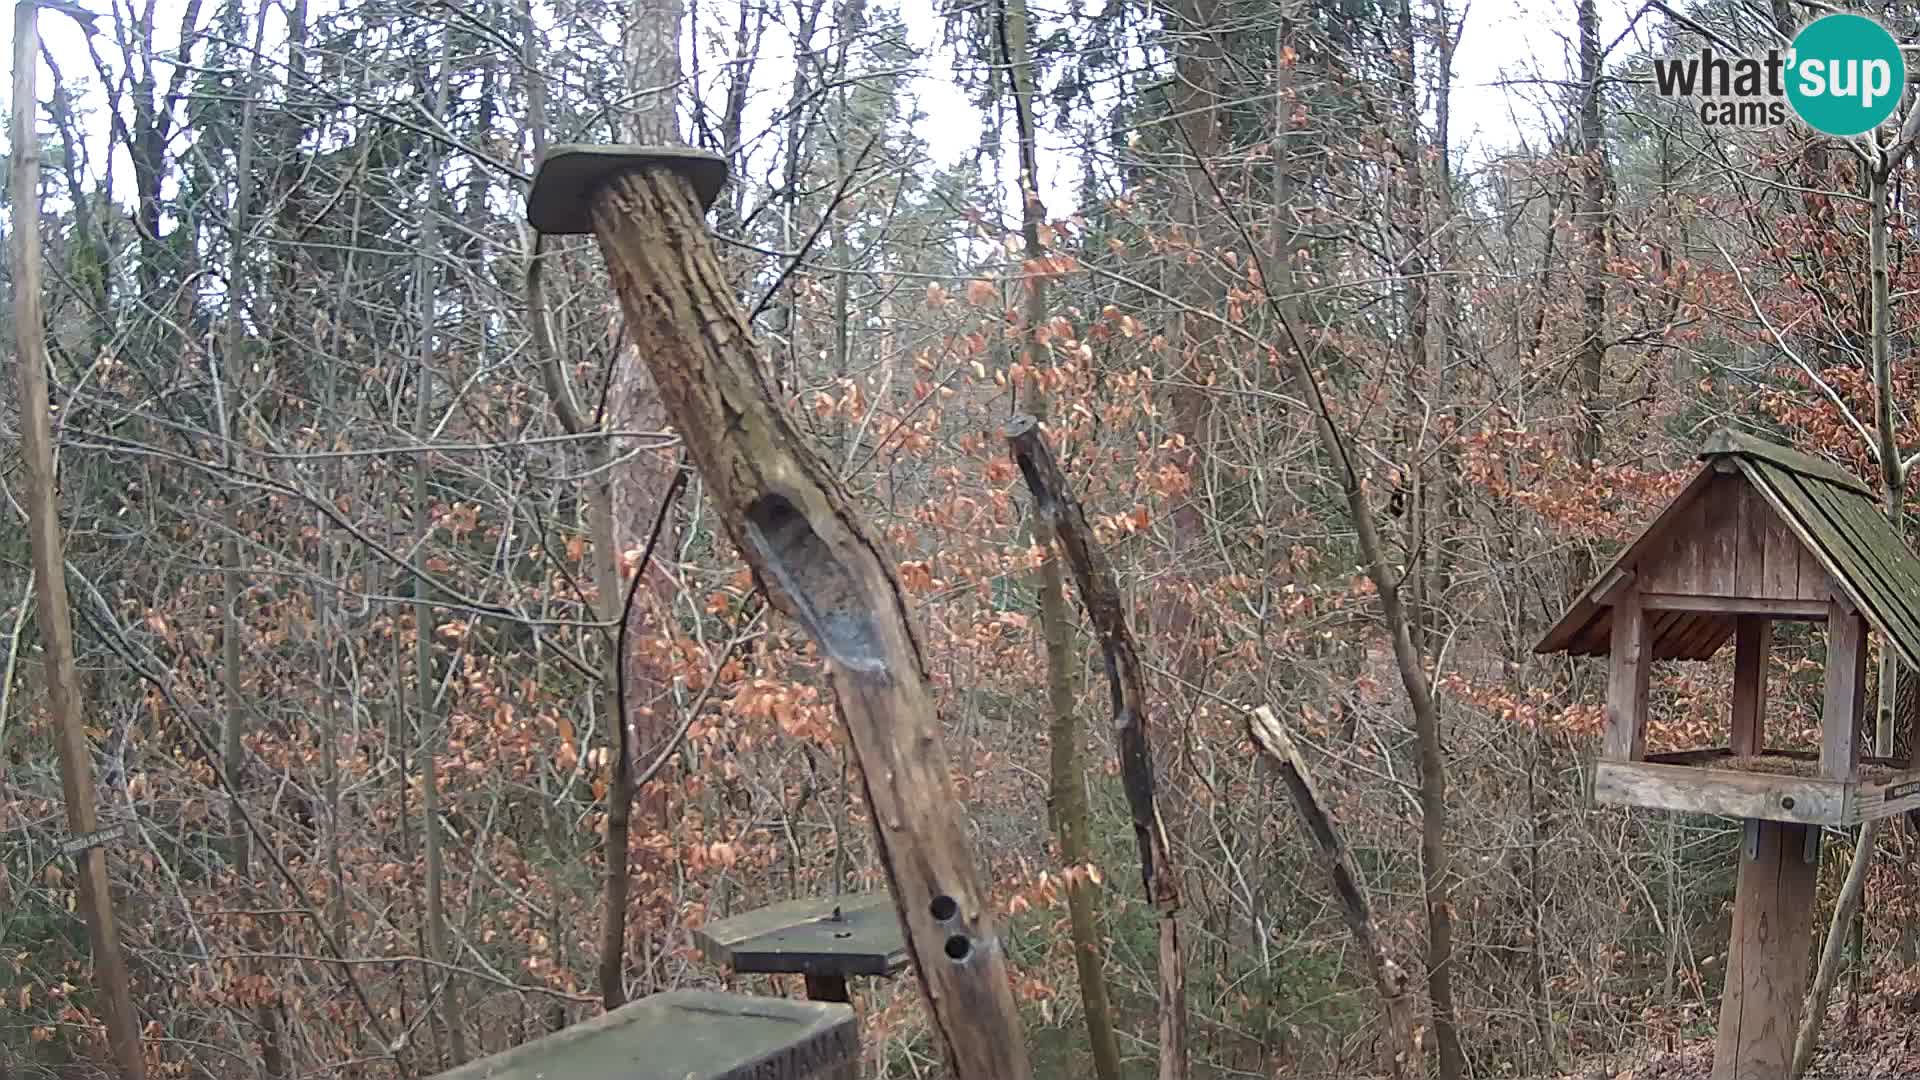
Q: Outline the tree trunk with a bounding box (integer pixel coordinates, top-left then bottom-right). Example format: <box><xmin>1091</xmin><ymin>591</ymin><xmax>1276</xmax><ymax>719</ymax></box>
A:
<box><xmin>216</xmin><ymin>5</ymin><xmax>286</xmax><ymax>1071</ymax></box>
<box><xmin>414</xmin><ymin>31</ymin><xmax>466</xmax><ymax>1066</ymax></box>
<box><xmin>1572</xmin><ymin>0</ymin><xmax>1609</xmax><ymax>590</ymax></box>
<box><xmin>1004</xmin><ymin>416</ymin><xmax>1187</xmax><ymax>1080</ymax></box>
<box><xmin>1795</xmin><ymin>160</ymin><xmax>1906</xmax><ymax>1078</ymax></box>
<box><xmin>1262</xmin><ymin>312</ymin><xmax>1466</xmax><ymax>1079</ymax></box>
<box><xmin>995</xmin><ymin>1</ymin><xmax>1122</xmax><ymax>1076</ymax></box>
<box><xmin>9</xmin><ymin>6</ymin><xmax>146</xmax><ymax>1076</ymax></box>
<box><xmin>595</xmin><ymin>0</ymin><xmax>691</xmax><ymax>1002</ymax></box>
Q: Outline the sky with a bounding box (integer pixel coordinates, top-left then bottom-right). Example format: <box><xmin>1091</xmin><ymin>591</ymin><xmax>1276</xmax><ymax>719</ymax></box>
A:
<box><xmin>11</xmin><ymin>0</ymin><xmax>1646</xmax><ymax>226</ymax></box>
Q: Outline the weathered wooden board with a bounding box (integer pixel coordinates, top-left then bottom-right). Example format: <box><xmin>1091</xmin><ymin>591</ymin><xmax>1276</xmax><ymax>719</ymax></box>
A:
<box><xmin>1712</xmin><ymin>820</ymin><xmax>1819</xmax><ymax>1080</ymax></box>
<box><xmin>1734</xmin><ymin>481</ymin><xmax>1768</xmax><ymax>598</ymax></box>
<box><xmin>1700</xmin><ymin>474</ymin><xmax>1742</xmax><ymax>596</ymax></box>
<box><xmin>1730</xmin><ymin>617</ymin><xmax>1769</xmax><ymax>756</ymax></box>
<box><xmin>430</xmin><ymin>990</ymin><xmax>858</xmax><ymax>1080</ymax></box>
<box><xmin>1749</xmin><ymin>463</ymin><xmax>1920</xmax><ymax>670</ymax></box>
<box><xmin>695</xmin><ymin>894</ymin><xmax>908</xmax><ymax>979</ymax></box>
<box><xmin>1760</xmin><ymin>490</ymin><xmax>1804</xmax><ymax>602</ymax></box>
<box><xmin>1592</xmin><ymin>760</ymin><xmax>1847</xmax><ymax>825</ymax></box>
<box><xmin>1813</xmin><ymin>476</ymin><xmax>1920</xmax><ymax>651</ymax></box>
<box><xmin>1603</xmin><ymin>591</ymin><xmax>1650</xmax><ymax>761</ymax></box>
<box><xmin>1644</xmin><ymin>747</ymin><xmax>1900</xmax><ymax>769</ymax></box>
<box><xmin>1637</xmin><ymin>594</ymin><xmax>1825</xmax><ymax>617</ymax></box>
<box><xmin>1856</xmin><ymin>770</ymin><xmax>1920</xmax><ymax>823</ymax></box>
<box><xmin>1698</xmin><ymin>430</ymin><xmax>1872</xmax><ymax>494</ymax></box>
<box><xmin>1822</xmin><ymin>601</ymin><xmax>1867</xmax><ymax>781</ymax></box>
<box><xmin>1640</xmin><ymin>486</ymin><xmax>1713</xmax><ymax>595</ymax></box>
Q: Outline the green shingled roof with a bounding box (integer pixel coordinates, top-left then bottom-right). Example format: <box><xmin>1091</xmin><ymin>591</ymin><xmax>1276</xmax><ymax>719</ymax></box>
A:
<box><xmin>1711</xmin><ymin>434</ymin><xmax>1920</xmax><ymax>672</ymax></box>
<box><xmin>1535</xmin><ymin>429</ymin><xmax>1920</xmax><ymax>673</ymax></box>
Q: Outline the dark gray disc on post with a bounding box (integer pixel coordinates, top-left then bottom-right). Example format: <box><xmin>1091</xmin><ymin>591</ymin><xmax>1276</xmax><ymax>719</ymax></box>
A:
<box><xmin>526</xmin><ymin>144</ymin><xmax>729</xmax><ymax>235</ymax></box>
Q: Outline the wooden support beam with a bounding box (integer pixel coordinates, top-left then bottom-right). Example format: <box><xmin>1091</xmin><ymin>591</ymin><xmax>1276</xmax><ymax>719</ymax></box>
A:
<box><xmin>1593</xmin><ymin>760</ymin><xmax>1845</xmax><ymax>826</ymax></box>
<box><xmin>1638</xmin><ymin>594</ymin><xmax>1828</xmax><ymax>618</ymax></box>
<box><xmin>1712</xmin><ymin>820</ymin><xmax>1819</xmax><ymax>1080</ymax></box>
<box><xmin>530</xmin><ymin>147</ymin><xmax>1031</xmax><ymax>1080</ymax></box>
<box><xmin>1823</xmin><ymin>600</ymin><xmax>1868</xmax><ymax>782</ymax></box>
<box><xmin>1731</xmin><ymin>617</ymin><xmax>1770</xmax><ymax>756</ymax></box>
<box><xmin>1604</xmin><ymin>588</ymin><xmax>1651</xmax><ymax>761</ymax></box>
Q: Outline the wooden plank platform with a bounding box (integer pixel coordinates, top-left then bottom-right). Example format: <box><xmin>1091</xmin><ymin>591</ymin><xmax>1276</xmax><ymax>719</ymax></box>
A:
<box><xmin>694</xmin><ymin>893</ymin><xmax>908</xmax><ymax>979</ymax></box>
<box><xmin>1596</xmin><ymin>748</ymin><xmax>1920</xmax><ymax>825</ymax></box>
<box><xmin>431</xmin><ymin>990</ymin><xmax>857</xmax><ymax>1080</ymax></box>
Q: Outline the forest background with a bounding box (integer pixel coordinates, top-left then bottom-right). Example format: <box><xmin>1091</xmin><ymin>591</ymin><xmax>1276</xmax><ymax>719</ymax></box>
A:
<box><xmin>5</xmin><ymin>0</ymin><xmax>1920</xmax><ymax>1077</ymax></box>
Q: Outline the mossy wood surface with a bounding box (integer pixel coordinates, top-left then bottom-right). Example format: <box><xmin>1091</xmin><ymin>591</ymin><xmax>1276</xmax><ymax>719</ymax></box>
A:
<box><xmin>694</xmin><ymin>894</ymin><xmax>907</xmax><ymax>978</ymax></box>
<box><xmin>431</xmin><ymin>990</ymin><xmax>856</xmax><ymax>1080</ymax></box>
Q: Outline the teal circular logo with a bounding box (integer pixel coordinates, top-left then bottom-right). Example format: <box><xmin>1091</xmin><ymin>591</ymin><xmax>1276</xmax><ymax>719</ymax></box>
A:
<box><xmin>1787</xmin><ymin>14</ymin><xmax>1905</xmax><ymax>136</ymax></box>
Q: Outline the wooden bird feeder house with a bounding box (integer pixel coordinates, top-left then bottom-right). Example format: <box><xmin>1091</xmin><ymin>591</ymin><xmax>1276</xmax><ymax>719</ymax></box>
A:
<box><xmin>1536</xmin><ymin>429</ymin><xmax>1920</xmax><ymax>1079</ymax></box>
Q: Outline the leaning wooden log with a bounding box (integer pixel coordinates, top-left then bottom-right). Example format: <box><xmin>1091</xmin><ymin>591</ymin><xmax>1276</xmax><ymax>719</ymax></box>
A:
<box><xmin>527</xmin><ymin>146</ymin><xmax>1033</xmax><ymax>1080</ymax></box>
<box><xmin>1003</xmin><ymin>414</ymin><xmax>1187</xmax><ymax>1080</ymax></box>
<box><xmin>1248</xmin><ymin>706</ymin><xmax>1419</xmax><ymax>1077</ymax></box>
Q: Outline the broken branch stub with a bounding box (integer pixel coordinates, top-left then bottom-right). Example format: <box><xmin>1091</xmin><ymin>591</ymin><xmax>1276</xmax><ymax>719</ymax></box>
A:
<box><xmin>531</xmin><ymin>147</ymin><xmax>1032</xmax><ymax>1080</ymax></box>
<box><xmin>1248</xmin><ymin>707</ymin><xmax>1418</xmax><ymax>1077</ymax></box>
<box><xmin>1003</xmin><ymin>414</ymin><xmax>1188</xmax><ymax>1080</ymax></box>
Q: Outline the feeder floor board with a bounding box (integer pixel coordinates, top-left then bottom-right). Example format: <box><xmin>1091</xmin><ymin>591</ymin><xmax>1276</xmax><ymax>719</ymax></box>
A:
<box><xmin>1595</xmin><ymin>748</ymin><xmax>1920</xmax><ymax>826</ymax></box>
<box><xmin>429</xmin><ymin>990</ymin><xmax>857</xmax><ymax>1080</ymax></box>
<box><xmin>694</xmin><ymin>893</ymin><xmax>908</xmax><ymax>979</ymax></box>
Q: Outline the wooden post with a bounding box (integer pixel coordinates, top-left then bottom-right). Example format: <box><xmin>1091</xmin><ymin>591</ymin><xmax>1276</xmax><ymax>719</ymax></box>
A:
<box><xmin>1730</xmin><ymin>616</ymin><xmax>1770</xmax><ymax>756</ymax></box>
<box><xmin>802</xmin><ymin>975</ymin><xmax>850</xmax><ymax>1004</ymax></box>
<box><xmin>1713</xmin><ymin>604</ymin><xmax>1860</xmax><ymax>1078</ymax></box>
<box><xmin>1004</xmin><ymin>415</ymin><xmax>1186</xmax><ymax>1080</ymax></box>
<box><xmin>1603</xmin><ymin>588</ymin><xmax>1651</xmax><ymax>761</ymax></box>
<box><xmin>9</xmin><ymin>5</ymin><xmax>147</xmax><ymax>1078</ymax></box>
<box><xmin>527</xmin><ymin>147</ymin><xmax>1032</xmax><ymax>1080</ymax></box>
<box><xmin>1712</xmin><ymin>820</ymin><xmax>1818</xmax><ymax>1080</ymax></box>
<box><xmin>1822</xmin><ymin>599</ymin><xmax>1867</xmax><ymax>782</ymax></box>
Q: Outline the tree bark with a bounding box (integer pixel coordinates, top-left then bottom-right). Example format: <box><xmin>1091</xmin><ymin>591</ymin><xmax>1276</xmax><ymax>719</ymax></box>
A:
<box><xmin>1571</xmin><ymin>0</ymin><xmax>1609</xmax><ymax>592</ymax></box>
<box><xmin>414</xmin><ymin>31</ymin><xmax>466</xmax><ymax>1066</ymax></box>
<box><xmin>1259</xmin><ymin>307</ymin><xmax>1466</xmax><ymax>1078</ymax></box>
<box><xmin>1795</xmin><ymin>160</ymin><xmax>1906</xmax><ymax>1076</ymax></box>
<box><xmin>1248</xmin><ymin>706</ymin><xmax>1418</xmax><ymax>1076</ymax></box>
<box><xmin>596</xmin><ymin>0</ymin><xmax>691</xmax><ymax>1001</ymax></box>
<box><xmin>10</xmin><ymin>5</ymin><xmax>146</xmax><ymax>1076</ymax></box>
<box><xmin>583</xmin><ymin>165</ymin><xmax>1034</xmax><ymax>1080</ymax></box>
<box><xmin>1004</xmin><ymin>415</ymin><xmax>1186</xmax><ymax>1080</ymax></box>
<box><xmin>215</xmin><ymin>4</ymin><xmax>285</xmax><ymax>1071</ymax></box>
<box><xmin>994</xmin><ymin>1</ymin><xmax>1122</xmax><ymax>1076</ymax></box>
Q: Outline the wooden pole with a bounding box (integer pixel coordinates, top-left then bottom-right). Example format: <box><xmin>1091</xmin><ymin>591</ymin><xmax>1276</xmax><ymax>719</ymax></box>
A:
<box><xmin>537</xmin><ymin>151</ymin><xmax>1032</xmax><ymax>1080</ymax></box>
<box><xmin>1003</xmin><ymin>414</ymin><xmax>1187</xmax><ymax>1080</ymax></box>
<box><xmin>1603</xmin><ymin>588</ymin><xmax>1650</xmax><ymax>761</ymax></box>
<box><xmin>1714</xmin><ymin>603</ymin><xmax>1861</xmax><ymax>1078</ymax></box>
<box><xmin>1712</xmin><ymin>820</ymin><xmax>1818</xmax><ymax>1080</ymax></box>
<box><xmin>8</xmin><ymin>5</ymin><xmax>146</xmax><ymax>1077</ymax></box>
<box><xmin>1730</xmin><ymin>616</ymin><xmax>1769</xmax><ymax>755</ymax></box>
